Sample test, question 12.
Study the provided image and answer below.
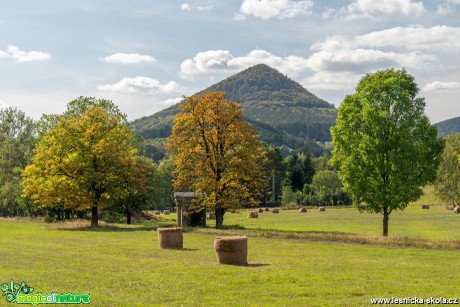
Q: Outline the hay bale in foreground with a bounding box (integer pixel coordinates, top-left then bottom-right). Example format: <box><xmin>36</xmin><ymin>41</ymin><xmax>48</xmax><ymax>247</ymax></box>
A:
<box><xmin>422</xmin><ymin>205</ymin><xmax>430</xmax><ymax>209</ymax></box>
<box><xmin>208</xmin><ymin>212</ymin><xmax>216</xmax><ymax>220</ymax></box>
<box><xmin>157</xmin><ymin>227</ymin><xmax>183</xmax><ymax>249</ymax></box>
<box><xmin>163</xmin><ymin>210</ymin><xmax>171</xmax><ymax>215</ymax></box>
<box><xmin>272</xmin><ymin>208</ymin><xmax>280</xmax><ymax>213</ymax></box>
<box><xmin>299</xmin><ymin>207</ymin><xmax>307</xmax><ymax>213</ymax></box>
<box><xmin>214</xmin><ymin>236</ymin><xmax>248</xmax><ymax>265</ymax></box>
<box><xmin>154</xmin><ymin>210</ymin><xmax>161</xmax><ymax>215</ymax></box>
<box><xmin>258</xmin><ymin>208</ymin><xmax>264</xmax><ymax>213</ymax></box>
<box><xmin>264</xmin><ymin>208</ymin><xmax>270</xmax><ymax>211</ymax></box>
<box><xmin>319</xmin><ymin>207</ymin><xmax>326</xmax><ymax>212</ymax></box>
<box><xmin>454</xmin><ymin>207</ymin><xmax>460</xmax><ymax>214</ymax></box>
<box><xmin>247</xmin><ymin>211</ymin><xmax>258</xmax><ymax>218</ymax></box>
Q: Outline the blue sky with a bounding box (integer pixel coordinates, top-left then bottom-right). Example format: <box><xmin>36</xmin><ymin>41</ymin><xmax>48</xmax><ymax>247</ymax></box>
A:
<box><xmin>0</xmin><ymin>0</ymin><xmax>459</xmax><ymax>123</ymax></box>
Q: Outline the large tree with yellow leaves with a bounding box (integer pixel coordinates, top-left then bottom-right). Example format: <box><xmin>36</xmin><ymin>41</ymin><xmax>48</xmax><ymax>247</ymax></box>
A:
<box><xmin>22</xmin><ymin>106</ymin><xmax>151</xmax><ymax>227</ymax></box>
<box><xmin>166</xmin><ymin>92</ymin><xmax>268</xmax><ymax>228</ymax></box>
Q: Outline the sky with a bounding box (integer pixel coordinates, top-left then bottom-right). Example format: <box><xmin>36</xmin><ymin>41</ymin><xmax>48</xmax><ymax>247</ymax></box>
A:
<box><xmin>0</xmin><ymin>0</ymin><xmax>459</xmax><ymax>123</ymax></box>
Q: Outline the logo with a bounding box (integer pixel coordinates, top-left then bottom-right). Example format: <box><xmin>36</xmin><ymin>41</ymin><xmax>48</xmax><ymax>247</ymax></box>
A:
<box><xmin>1</xmin><ymin>280</ymin><xmax>90</xmax><ymax>305</ymax></box>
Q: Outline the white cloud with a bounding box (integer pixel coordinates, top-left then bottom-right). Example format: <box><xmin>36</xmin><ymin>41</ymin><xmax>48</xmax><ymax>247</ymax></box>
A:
<box><xmin>181</xmin><ymin>3</ymin><xmax>191</xmax><ymax>11</ymax></box>
<box><xmin>180</xmin><ymin>38</ymin><xmax>436</xmax><ymax>91</ymax></box>
<box><xmin>356</xmin><ymin>26</ymin><xmax>460</xmax><ymax>51</ymax></box>
<box><xmin>0</xmin><ymin>100</ymin><xmax>8</xmax><ymax>109</ymax></box>
<box><xmin>97</xmin><ymin>77</ymin><xmax>183</xmax><ymax>94</ymax></box>
<box><xmin>308</xmin><ymin>36</ymin><xmax>435</xmax><ymax>73</ymax></box>
<box><xmin>101</xmin><ymin>53</ymin><xmax>156</xmax><ymax>64</ymax></box>
<box><xmin>303</xmin><ymin>35</ymin><xmax>436</xmax><ymax>90</ymax></box>
<box><xmin>180</xmin><ymin>49</ymin><xmax>310</xmax><ymax>79</ymax></box>
<box><xmin>422</xmin><ymin>81</ymin><xmax>460</xmax><ymax>92</ymax></box>
<box><xmin>198</xmin><ymin>5</ymin><xmax>214</xmax><ymax>11</ymax></box>
<box><xmin>180</xmin><ymin>50</ymin><xmax>235</xmax><ymax>78</ymax></box>
<box><xmin>326</xmin><ymin>0</ymin><xmax>425</xmax><ymax>20</ymax></box>
<box><xmin>238</xmin><ymin>0</ymin><xmax>313</xmax><ymax>20</ymax></box>
<box><xmin>0</xmin><ymin>45</ymin><xmax>51</xmax><ymax>62</ymax></box>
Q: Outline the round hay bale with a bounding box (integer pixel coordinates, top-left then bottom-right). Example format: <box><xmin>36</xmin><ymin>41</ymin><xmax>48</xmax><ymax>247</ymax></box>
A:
<box><xmin>299</xmin><ymin>207</ymin><xmax>307</xmax><ymax>213</ymax></box>
<box><xmin>319</xmin><ymin>207</ymin><xmax>326</xmax><ymax>212</ymax></box>
<box><xmin>154</xmin><ymin>210</ymin><xmax>161</xmax><ymax>215</ymax></box>
<box><xmin>208</xmin><ymin>212</ymin><xmax>216</xmax><ymax>220</ymax></box>
<box><xmin>258</xmin><ymin>208</ymin><xmax>264</xmax><ymax>213</ymax></box>
<box><xmin>157</xmin><ymin>227</ymin><xmax>183</xmax><ymax>249</ymax></box>
<box><xmin>214</xmin><ymin>236</ymin><xmax>248</xmax><ymax>265</ymax></box>
<box><xmin>163</xmin><ymin>210</ymin><xmax>171</xmax><ymax>215</ymax></box>
<box><xmin>264</xmin><ymin>207</ymin><xmax>270</xmax><ymax>211</ymax></box>
<box><xmin>422</xmin><ymin>205</ymin><xmax>430</xmax><ymax>209</ymax></box>
<box><xmin>454</xmin><ymin>207</ymin><xmax>460</xmax><ymax>214</ymax></box>
<box><xmin>272</xmin><ymin>208</ymin><xmax>280</xmax><ymax>213</ymax></box>
<box><xmin>247</xmin><ymin>211</ymin><xmax>258</xmax><ymax>218</ymax></box>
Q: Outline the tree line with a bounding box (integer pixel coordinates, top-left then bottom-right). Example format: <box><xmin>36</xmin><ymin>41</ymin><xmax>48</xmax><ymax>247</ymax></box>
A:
<box><xmin>1</xmin><ymin>68</ymin><xmax>457</xmax><ymax>237</ymax></box>
<box><xmin>0</xmin><ymin>94</ymin><xmax>346</xmax><ymax>228</ymax></box>
<box><xmin>1</xmin><ymin>97</ymin><xmax>174</xmax><ymax>226</ymax></box>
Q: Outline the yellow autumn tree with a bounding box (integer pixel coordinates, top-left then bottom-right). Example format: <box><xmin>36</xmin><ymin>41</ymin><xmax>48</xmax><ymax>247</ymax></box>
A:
<box><xmin>22</xmin><ymin>107</ymin><xmax>151</xmax><ymax>227</ymax></box>
<box><xmin>166</xmin><ymin>92</ymin><xmax>268</xmax><ymax>228</ymax></box>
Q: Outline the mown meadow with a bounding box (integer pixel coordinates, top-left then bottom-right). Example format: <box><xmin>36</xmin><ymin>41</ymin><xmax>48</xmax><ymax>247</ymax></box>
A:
<box><xmin>1</xmin><ymin>189</ymin><xmax>459</xmax><ymax>306</ymax></box>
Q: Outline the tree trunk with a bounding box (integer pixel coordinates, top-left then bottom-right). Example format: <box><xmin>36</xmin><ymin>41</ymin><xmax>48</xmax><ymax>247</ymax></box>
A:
<box><xmin>383</xmin><ymin>208</ymin><xmax>389</xmax><ymax>237</ymax></box>
<box><xmin>126</xmin><ymin>211</ymin><xmax>132</xmax><ymax>225</ymax></box>
<box><xmin>215</xmin><ymin>207</ymin><xmax>226</xmax><ymax>228</ymax></box>
<box><xmin>91</xmin><ymin>206</ymin><xmax>98</xmax><ymax>228</ymax></box>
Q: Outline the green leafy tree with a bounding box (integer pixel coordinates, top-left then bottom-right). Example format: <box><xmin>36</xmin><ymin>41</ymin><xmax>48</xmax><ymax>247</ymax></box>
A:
<box><xmin>111</xmin><ymin>156</ymin><xmax>154</xmax><ymax>224</ymax></box>
<box><xmin>0</xmin><ymin>108</ymin><xmax>36</xmax><ymax>217</ymax></box>
<box><xmin>149</xmin><ymin>157</ymin><xmax>175</xmax><ymax>210</ymax></box>
<box><xmin>311</xmin><ymin>170</ymin><xmax>342</xmax><ymax>202</ymax></box>
<box><xmin>281</xmin><ymin>186</ymin><xmax>300</xmax><ymax>206</ymax></box>
<box><xmin>434</xmin><ymin>133</ymin><xmax>460</xmax><ymax>207</ymax></box>
<box><xmin>331</xmin><ymin>69</ymin><xmax>444</xmax><ymax>236</ymax></box>
<box><xmin>22</xmin><ymin>107</ymin><xmax>148</xmax><ymax>227</ymax></box>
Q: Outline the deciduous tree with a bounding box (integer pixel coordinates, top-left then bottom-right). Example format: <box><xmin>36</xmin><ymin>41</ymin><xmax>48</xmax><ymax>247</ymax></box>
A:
<box><xmin>311</xmin><ymin>170</ymin><xmax>342</xmax><ymax>196</ymax></box>
<box><xmin>22</xmin><ymin>107</ymin><xmax>148</xmax><ymax>227</ymax></box>
<box><xmin>331</xmin><ymin>69</ymin><xmax>443</xmax><ymax>236</ymax></box>
<box><xmin>434</xmin><ymin>133</ymin><xmax>460</xmax><ymax>207</ymax></box>
<box><xmin>166</xmin><ymin>92</ymin><xmax>268</xmax><ymax>228</ymax></box>
<box><xmin>0</xmin><ymin>108</ymin><xmax>36</xmax><ymax>216</ymax></box>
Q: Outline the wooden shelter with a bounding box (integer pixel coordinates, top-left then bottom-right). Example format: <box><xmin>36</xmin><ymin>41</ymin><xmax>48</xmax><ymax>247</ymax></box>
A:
<box><xmin>173</xmin><ymin>192</ymin><xmax>206</xmax><ymax>227</ymax></box>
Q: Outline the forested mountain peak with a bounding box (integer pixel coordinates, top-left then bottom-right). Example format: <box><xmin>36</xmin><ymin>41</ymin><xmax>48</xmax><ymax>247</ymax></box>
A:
<box><xmin>199</xmin><ymin>64</ymin><xmax>334</xmax><ymax>108</ymax></box>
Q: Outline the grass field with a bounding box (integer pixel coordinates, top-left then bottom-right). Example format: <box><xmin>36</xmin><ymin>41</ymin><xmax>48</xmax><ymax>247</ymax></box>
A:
<box><xmin>219</xmin><ymin>205</ymin><xmax>460</xmax><ymax>242</ymax></box>
<box><xmin>1</xmin><ymin>189</ymin><xmax>459</xmax><ymax>306</ymax></box>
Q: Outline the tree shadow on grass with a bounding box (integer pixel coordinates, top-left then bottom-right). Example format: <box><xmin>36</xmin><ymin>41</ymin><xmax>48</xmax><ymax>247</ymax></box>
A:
<box><xmin>244</xmin><ymin>263</ymin><xmax>270</xmax><ymax>268</ymax></box>
<box><xmin>247</xmin><ymin>228</ymin><xmax>353</xmax><ymax>236</ymax></box>
<box><xmin>50</xmin><ymin>225</ymin><xmax>159</xmax><ymax>232</ymax></box>
<box><xmin>219</xmin><ymin>224</ymin><xmax>246</xmax><ymax>230</ymax></box>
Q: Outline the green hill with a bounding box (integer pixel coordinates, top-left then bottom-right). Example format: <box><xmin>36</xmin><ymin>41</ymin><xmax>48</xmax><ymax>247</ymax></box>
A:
<box><xmin>435</xmin><ymin>116</ymin><xmax>460</xmax><ymax>137</ymax></box>
<box><xmin>132</xmin><ymin>64</ymin><xmax>337</xmax><ymax>156</ymax></box>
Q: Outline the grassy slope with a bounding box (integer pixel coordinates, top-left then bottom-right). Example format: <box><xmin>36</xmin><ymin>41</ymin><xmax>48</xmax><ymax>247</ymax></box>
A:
<box><xmin>1</xmin><ymin>216</ymin><xmax>459</xmax><ymax>306</ymax></box>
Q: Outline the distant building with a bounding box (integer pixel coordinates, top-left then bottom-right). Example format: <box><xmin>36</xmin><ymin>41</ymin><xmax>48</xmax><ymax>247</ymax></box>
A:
<box><xmin>279</xmin><ymin>144</ymin><xmax>293</xmax><ymax>155</ymax></box>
